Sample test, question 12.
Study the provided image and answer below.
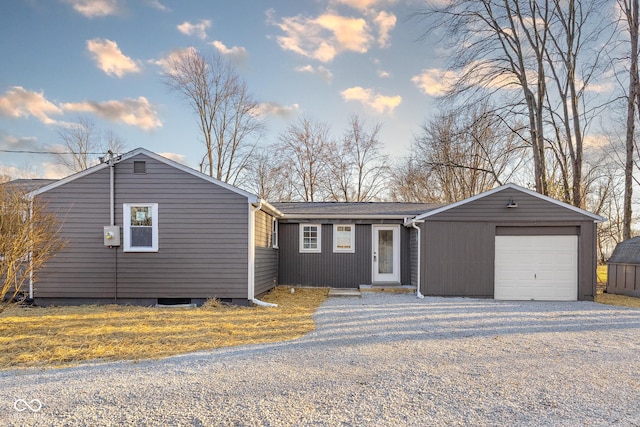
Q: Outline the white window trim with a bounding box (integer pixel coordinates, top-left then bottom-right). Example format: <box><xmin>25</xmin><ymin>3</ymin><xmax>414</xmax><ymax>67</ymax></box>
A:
<box><xmin>333</xmin><ymin>224</ymin><xmax>355</xmax><ymax>253</ymax></box>
<box><xmin>123</xmin><ymin>203</ymin><xmax>158</xmax><ymax>252</ymax></box>
<box><xmin>299</xmin><ymin>223</ymin><xmax>321</xmax><ymax>253</ymax></box>
<box><xmin>272</xmin><ymin>218</ymin><xmax>279</xmax><ymax>249</ymax></box>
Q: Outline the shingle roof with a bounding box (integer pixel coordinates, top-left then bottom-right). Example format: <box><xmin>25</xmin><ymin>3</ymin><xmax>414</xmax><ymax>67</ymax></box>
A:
<box><xmin>3</xmin><ymin>179</ymin><xmax>59</xmax><ymax>193</ymax></box>
<box><xmin>272</xmin><ymin>202</ymin><xmax>442</xmax><ymax>218</ymax></box>
<box><xmin>608</xmin><ymin>237</ymin><xmax>640</xmax><ymax>264</ymax></box>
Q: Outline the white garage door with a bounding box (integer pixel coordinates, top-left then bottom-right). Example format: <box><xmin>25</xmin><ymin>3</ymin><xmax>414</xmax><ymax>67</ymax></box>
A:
<box><xmin>495</xmin><ymin>235</ymin><xmax>578</xmax><ymax>301</ymax></box>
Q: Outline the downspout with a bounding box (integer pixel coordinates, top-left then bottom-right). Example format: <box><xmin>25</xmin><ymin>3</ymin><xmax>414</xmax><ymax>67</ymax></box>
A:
<box><xmin>249</xmin><ymin>200</ymin><xmax>277</xmax><ymax>307</ymax></box>
<box><xmin>28</xmin><ymin>198</ymin><xmax>34</xmax><ymax>300</ymax></box>
<box><xmin>408</xmin><ymin>219</ymin><xmax>425</xmax><ymax>299</ymax></box>
<box><xmin>107</xmin><ymin>151</ymin><xmax>117</xmax><ymax>303</ymax></box>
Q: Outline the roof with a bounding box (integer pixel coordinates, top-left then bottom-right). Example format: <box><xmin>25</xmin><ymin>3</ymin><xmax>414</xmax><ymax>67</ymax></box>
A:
<box><xmin>608</xmin><ymin>237</ymin><xmax>640</xmax><ymax>264</ymax></box>
<box><xmin>411</xmin><ymin>183</ymin><xmax>606</xmax><ymax>223</ymax></box>
<box><xmin>273</xmin><ymin>202</ymin><xmax>442</xmax><ymax>219</ymax></box>
<box><xmin>3</xmin><ymin>179</ymin><xmax>58</xmax><ymax>193</ymax></box>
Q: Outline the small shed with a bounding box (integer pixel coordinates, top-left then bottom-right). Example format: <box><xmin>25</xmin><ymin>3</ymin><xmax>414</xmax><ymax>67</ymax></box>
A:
<box><xmin>607</xmin><ymin>237</ymin><xmax>640</xmax><ymax>298</ymax></box>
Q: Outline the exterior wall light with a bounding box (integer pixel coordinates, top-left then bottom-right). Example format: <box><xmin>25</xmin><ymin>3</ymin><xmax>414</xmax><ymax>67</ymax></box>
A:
<box><xmin>507</xmin><ymin>199</ymin><xmax>518</xmax><ymax>208</ymax></box>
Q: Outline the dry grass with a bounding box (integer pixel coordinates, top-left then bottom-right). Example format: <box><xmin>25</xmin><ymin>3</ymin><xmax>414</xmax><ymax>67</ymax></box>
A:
<box><xmin>595</xmin><ymin>292</ymin><xmax>640</xmax><ymax>309</ymax></box>
<box><xmin>0</xmin><ymin>286</ymin><xmax>328</xmax><ymax>371</ymax></box>
<box><xmin>596</xmin><ymin>265</ymin><xmax>607</xmax><ymax>284</ymax></box>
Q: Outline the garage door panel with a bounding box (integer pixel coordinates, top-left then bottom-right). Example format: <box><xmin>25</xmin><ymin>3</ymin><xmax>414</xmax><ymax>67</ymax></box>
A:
<box><xmin>495</xmin><ymin>235</ymin><xmax>577</xmax><ymax>301</ymax></box>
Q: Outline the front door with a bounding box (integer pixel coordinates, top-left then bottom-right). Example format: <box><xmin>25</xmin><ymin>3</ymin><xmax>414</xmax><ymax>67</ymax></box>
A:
<box><xmin>372</xmin><ymin>225</ymin><xmax>400</xmax><ymax>283</ymax></box>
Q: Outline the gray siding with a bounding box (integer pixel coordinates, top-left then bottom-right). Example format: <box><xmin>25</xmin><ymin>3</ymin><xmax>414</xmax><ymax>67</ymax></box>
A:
<box><xmin>422</xmin><ymin>222</ymin><xmax>495</xmax><ymax>297</ymax></box>
<box><xmin>419</xmin><ymin>187</ymin><xmax>599</xmax><ymax>300</ymax></box>
<box><xmin>36</xmin><ymin>154</ymin><xmax>251</xmax><ymax>301</ymax></box>
<box><xmin>254</xmin><ymin>209</ymin><xmax>278</xmax><ymax>296</ymax></box>
<box><xmin>428</xmin><ymin>188</ymin><xmax>594</xmax><ymax>222</ymax></box>
<box><xmin>278</xmin><ymin>221</ymin><xmax>412</xmax><ymax>288</ymax></box>
<box><xmin>279</xmin><ymin>223</ymin><xmax>371</xmax><ymax>287</ymax></box>
<box><xmin>607</xmin><ymin>264</ymin><xmax>640</xmax><ymax>298</ymax></box>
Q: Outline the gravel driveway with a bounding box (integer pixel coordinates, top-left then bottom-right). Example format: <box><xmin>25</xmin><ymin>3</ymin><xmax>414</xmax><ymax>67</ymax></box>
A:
<box><xmin>2</xmin><ymin>293</ymin><xmax>640</xmax><ymax>426</ymax></box>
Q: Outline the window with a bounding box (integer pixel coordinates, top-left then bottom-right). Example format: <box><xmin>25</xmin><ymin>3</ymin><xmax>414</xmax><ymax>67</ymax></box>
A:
<box><xmin>272</xmin><ymin>219</ymin><xmax>279</xmax><ymax>249</ymax></box>
<box><xmin>299</xmin><ymin>224</ymin><xmax>321</xmax><ymax>253</ymax></box>
<box><xmin>123</xmin><ymin>203</ymin><xmax>158</xmax><ymax>252</ymax></box>
<box><xmin>133</xmin><ymin>161</ymin><xmax>146</xmax><ymax>174</ymax></box>
<box><xmin>333</xmin><ymin>224</ymin><xmax>355</xmax><ymax>253</ymax></box>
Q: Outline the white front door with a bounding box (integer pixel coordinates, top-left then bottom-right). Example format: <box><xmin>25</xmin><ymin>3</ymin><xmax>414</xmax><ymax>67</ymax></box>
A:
<box><xmin>372</xmin><ymin>225</ymin><xmax>400</xmax><ymax>283</ymax></box>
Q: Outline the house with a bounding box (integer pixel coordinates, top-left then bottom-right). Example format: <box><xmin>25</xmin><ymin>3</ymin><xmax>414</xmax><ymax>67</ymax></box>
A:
<box><xmin>21</xmin><ymin>148</ymin><xmax>605</xmax><ymax>305</ymax></box>
<box><xmin>27</xmin><ymin>148</ymin><xmax>281</xmax><ymax>306</ymax></box>
<box><xmin>274</xmin><ymin>185</ymin><xmax>605</xmax><ymax>301</ymax></box>
<box><xmin>606</xmin><ymin>237</ymin><xmax>640</xmax><ymax>298</ymax></box>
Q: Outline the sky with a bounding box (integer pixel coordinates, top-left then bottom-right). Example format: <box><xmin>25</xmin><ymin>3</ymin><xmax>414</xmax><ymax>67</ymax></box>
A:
<box><xmin>0</xmin><ymin>0</ymin><xmax>446</xmax><ymax>179</ymax></box>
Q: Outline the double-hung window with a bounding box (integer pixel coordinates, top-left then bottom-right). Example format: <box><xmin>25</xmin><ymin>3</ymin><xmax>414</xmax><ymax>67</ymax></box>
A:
<box><xmin>333</xmin><ymin>224</ymin><xmax>355</xmax><ymax>253</ymax></box>
<box><xmin>300</xmin><ymin>224</ymin><xmax>321</xmax><ymax>253</ymax></box>
<box><xmin>123</xmin><ymin>203</ymin><xmax>158</xmax><ymax>252</ymax></box>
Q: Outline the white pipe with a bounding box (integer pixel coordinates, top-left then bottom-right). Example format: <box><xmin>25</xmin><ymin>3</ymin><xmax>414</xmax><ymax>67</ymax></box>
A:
<box><xmin>251</xmin><ymin>298</ymin><xmax>278</xmax><ymax>307</ymax></box>
<box><xmin>409</xmin><ymin>220</ymin><xmax>425</xmax><ymax>299</ymax></box>
<box><xmin>108</xmin><ymin>150</ymin><xmax>115</xmax><ymax>226</ymax></box>
<box><xmin>248</xmin><ymin>200</ymin><xmax>278</xmax><ymax>307</ymax></box>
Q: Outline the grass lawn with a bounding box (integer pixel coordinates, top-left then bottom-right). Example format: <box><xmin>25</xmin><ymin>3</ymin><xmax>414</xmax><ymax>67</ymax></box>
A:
<box><xmin>0</xmin><ymin>286</ymin><xmax>328</xmax><ymax>371</ymax></box>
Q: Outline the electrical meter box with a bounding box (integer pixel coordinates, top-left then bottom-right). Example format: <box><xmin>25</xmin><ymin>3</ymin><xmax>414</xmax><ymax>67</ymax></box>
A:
<box><xmin>103</xmin><ymin>226</ymin><xmax>120</xmax><ymax>246</ymax></box>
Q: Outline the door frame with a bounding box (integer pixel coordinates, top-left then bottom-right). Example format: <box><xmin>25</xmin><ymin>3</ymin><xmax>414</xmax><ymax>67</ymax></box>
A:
<box><xmin>371</xmin><ymin>224</ymin><xmax>401</xmax><ymax>283</ymax></box>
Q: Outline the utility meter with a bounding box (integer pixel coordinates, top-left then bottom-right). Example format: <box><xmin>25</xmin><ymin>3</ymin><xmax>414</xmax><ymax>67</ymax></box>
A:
<box><xmin>103</xmin><ymin>226</ymin><xmax>120</xmax><ymax>246</ymax></box>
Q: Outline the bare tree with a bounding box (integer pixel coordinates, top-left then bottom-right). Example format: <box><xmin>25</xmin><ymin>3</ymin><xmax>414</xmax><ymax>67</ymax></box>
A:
<box><xmin>278</xmin><ymin>116</ymin><xmax>334</xmax><ymax>202</ymax></box>
<box><xmin>55</xmin><ymin>116</ymin><xmax>126</xmax><ymax>172</ymax></box>
<box><xmin>619</xmin><ymin>0</ymin><xmax>640</xmax><ymax>239</ymax></box>
<box><xmin>419</xmin><ymin>0</ymin><xmax>611</xmax><ymax>206</ymax></box>
<box><xmin>326</xmin><ymin>116</ymin><xmax>390</xmax><ymax>201</ymax></box>
<box><xmin>163</xmin><ymin>48</ymin><xmax>263</xmax><ymax>185</ymax></box>
<box><xmin>243</xmin><ymin>147</ymin><xmax>291</xmax><ymax>201</ymax></box>
<box><xmin>0</xmin><ymin>185</ymin><xmax>63</xmax><ymax>313</ymax></box>
<box><xmin>392</xmin><ymin>104</ymin><xmax>526</xmax><ymax>203</ymax></box>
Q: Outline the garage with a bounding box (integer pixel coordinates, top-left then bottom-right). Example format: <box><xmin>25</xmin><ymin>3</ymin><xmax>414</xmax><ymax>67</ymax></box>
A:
<box><xmin>411</xmin><ymin>184</ymin><xmax>604</xmax><ymax>301</ymax></box>
<box><xmin>494</xmin><ymin>235</ymin><xmax>578</xmax><ymax>301</ymax></box>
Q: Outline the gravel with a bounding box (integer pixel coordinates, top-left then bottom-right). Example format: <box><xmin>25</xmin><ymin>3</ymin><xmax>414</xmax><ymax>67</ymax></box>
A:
<box><xmin>2</xmin><ymin>293</ymin><xmax>640</xmax><ymax>426</ymax></box>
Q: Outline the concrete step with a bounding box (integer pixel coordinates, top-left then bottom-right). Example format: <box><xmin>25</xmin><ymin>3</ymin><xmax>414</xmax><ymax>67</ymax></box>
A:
<box><xmin>359</xmin><ymin>284</ymin><xmax>416</xmax><ymax>294</ymax></box>
<box><xmin>328</xmin><ymin>288</ymin><xmax>362</xmax><ymax>297</ymax></box>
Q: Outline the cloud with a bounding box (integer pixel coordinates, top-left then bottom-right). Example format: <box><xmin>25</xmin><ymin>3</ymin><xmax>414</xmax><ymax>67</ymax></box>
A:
<box><xmin>295</xmin><ymin>64</ymin><xmax>334</xmax><ymax>82</ymax></box>
<box><xmin>86</xmin><ymin>38</ymin><xmax>141</xmax><ymax>77</ymax></box>
<box><xmin>159</xmin><ymin>152</ymin><xmax>188</xmax><ymax>165</ymax></box>
<box><xmin>331</xmin><ymin>0</ymin><xmax>391</xmax><ymax>10</ymax></box>
<box><xmin>152</xmin><ymin>47</ymin><xmax>198</xmax><ymax>73</ymax></box>
<box><xmin>145</xmin><ymin>0</ymin><xmax>170</xmax><ymax>12</ymax></box>
<box><xmin>256</xmin><ymin>102</ymin><xmax>299</xmax><ymax>119</ymax></box>
<box><xmin>0</xmin><ymin>134</ymin><xmax>42</xmax><ymax>152</ymax></box>
<box><xmin>61</xmin><ymin>96</ymin><xmax>162</xmax><ymax>131</ymax></box>
<box><xmin>374</xmin><ymin>11</ymin><xmax>395</xmax><ymax>47</ymax></box>
<box><xmin>177</xmin><ymin>20</ymin><xmax>211</xmax><ymax>39</ymax></box>
<box><xmin>270</xmin><ymin>10</ymin><xmax>372</xmax><ymax>62</ymax></box>
<box><xmin>210</xmin><ymin>40</ymin><xmax>248</xmax><ymax>65</ymax></box>
<box><xmin>411</xmin><ymin>68</ymin><xmax>458</xmax><ymax>97</ymax></box>
<box><xmin>42</xmin><ymin>162</ymin><xmax>73</xmax><ymax>179</ymax></box>
<box><xmin>0</xmin><ymin>86</ymin><xmax>63</xmax><ymax>124</ymax></box>
<box><xmin>340</xmin><ymin>86</ymin><xmax>401</xmax><ymax>114</ymax></box>
<box><xmin>61</xmin><ymin>0</ymin><xmax>122</xmax><ymax>18</ymax></box>
<box><xmin>377</xmin><ymin>69</ymin><xmax>390</xmax><ymax>78</ymax></box>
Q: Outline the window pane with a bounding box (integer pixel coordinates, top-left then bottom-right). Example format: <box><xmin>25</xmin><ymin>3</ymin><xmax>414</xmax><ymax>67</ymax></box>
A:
<box><xmin>131</xmin><ymin>227</ymin><xmax>153</xmax><ymax>247</ymax></box>
<box><xmin>378</xmin><ymin>230</ymin><xmax>393</xmax><ymax>274</ymax></box>
<box><xmin>130</xmin><ymin>207</ymin><xmax>152</xmax><ymax>226</ymax></box>
<box><xmin>336</xmin><ymin>226</ymin><xmax>352</xmax><ymax>249</ymax></box>
<box><xmin>303</xmin><ymin>226</ymin><xmax>318</xmax><ymax>249</ymax></box>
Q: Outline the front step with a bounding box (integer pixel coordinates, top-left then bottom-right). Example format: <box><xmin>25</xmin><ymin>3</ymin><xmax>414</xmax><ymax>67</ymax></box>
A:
<box><xmin>359</xmin><ymin>284</ymin><xmax>416</xmax><ymax>294</ymax></box>
<box><xmin>328</xmin><ymin>288</ymin><xmax>362</xmax><ymax>297</ymax></box>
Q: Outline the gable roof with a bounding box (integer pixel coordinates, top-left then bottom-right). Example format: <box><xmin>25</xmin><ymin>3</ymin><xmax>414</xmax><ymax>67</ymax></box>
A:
<box><xmin>273</xmin><ymin>201</ymin><xmax>442</xmax><ymax>219</ymax></box>
<box><xmin>608</xmin><ymin>237</ymin><xmax>640</xmax><ymax>264</ymax></box>
<box><xmin>3</xmin><ymin>179</ymin><xmax>58</xmax><ymax>193</ymax></box>
<box><xmin>27</xmin><ymin>147</ymin><xmax>260</xmax><ymax>203</ymax></box>
<box><xmin>411</xmin><ymin>183</ymin><xmax>606</xmax><ymax>223</ymax></box>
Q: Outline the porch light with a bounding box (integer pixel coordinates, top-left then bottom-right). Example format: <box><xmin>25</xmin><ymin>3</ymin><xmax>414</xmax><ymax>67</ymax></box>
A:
<box><xmin>506</xmin><ymin>199</ymin><xmax>518</xmax><ymax>208</ymax></box>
